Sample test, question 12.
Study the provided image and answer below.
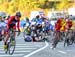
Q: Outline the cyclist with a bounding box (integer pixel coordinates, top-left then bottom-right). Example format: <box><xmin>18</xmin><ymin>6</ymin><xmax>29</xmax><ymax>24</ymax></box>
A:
<box><xmin>52</xmin><ymin>18</ymin><xmax>62</xmax><ymax>48</ymax></box>
<box><xmin>23</xmin><ymin>17</ymin><xmax>31</xmax><ymax>27</ymax></box>
<box><xmin>23</xmin><ymin>17</ymin><xmax>32</xmax><ymax>42</ymax></box>
<box><xmin>42</xmin><ymin>17</ymin><xmax>50</xmax><ymax>35</ymax></box>
<box><xmin>0</xmin><ymin>16</ymin><xmax>7</xmax><ymax>41</ymax></box>
<box><xmin>36</xmin><ymin>15</ymin><xmax>43</xmax><ymax>32</ymax></box>
<box><xmin>3</xmin><ymin>12</ymin><xmax>21</xmax><ymax>50</ymax></box>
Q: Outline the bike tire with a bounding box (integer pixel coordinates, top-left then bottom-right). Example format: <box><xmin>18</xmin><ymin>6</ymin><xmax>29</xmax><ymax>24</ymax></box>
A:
<box><xmin>52</xmin><ymin>38</ymin><xmax>59</xmax><ymax>49</ymax></box>
<box><xmin>5</xmin><ymin>42</ymin><xmax>10</xmax><ymax>54</ymax></box>
<box><xmin>68</xmin><ymin>39</ymin><xmax>73</xmax><ymax>45</ymax></box>
<box><xmin>64</xmin><ymin>39</ymin><xmax>67</xmax><ymax>47</ymax></box>
<box><xmin>8</xmin><ymin>39</ymin><xmax>16</xmax><ymax>55</ymax></box>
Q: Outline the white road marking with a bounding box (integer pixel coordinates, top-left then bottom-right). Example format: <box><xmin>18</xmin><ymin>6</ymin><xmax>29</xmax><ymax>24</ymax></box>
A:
<box><xmin>0</xmin><ymin>51</ymin><xmax>5</xmax><ymax>54</ymax></box>
<box><xmin>0</xmin><ymin>48</ymin><xmax>36</xmax><ymax>51</ymax></box>
<box><xmin>16</xmin><ymin>44</ymin><xmax>33</xmax><ymax>45</ymax></box>
<box><xmin>15</xmin><ymin>48</ymin><xmax>37</xmax><ymax>50</ymax></box>
<box><xmin>16</xmin><ymin>44</ymin><xmax>44</xmax><ymax>46</ymax></box>
<box><xmin>0</xmin><ymin>54</ymin><xmax>24</xmax><ymax>57</ymax></box>
<box><xmin>16</xmin><ymin>43</ymin><xmax>45</xmax><ymax>45</ymax></box>
<box><xmin>14</xmin><ymin>50</ymin><xmax>31</xmax><ymax>53</ymax></box>
<box><xmin>24</xmin><ymin>41</ymin><xmax>49</xmax><ymax>57</ymax></box>
<box><xmin>58</xmin><ymin>50</ymin><xmax>67</xmax><ymax>54</ymax></box>
<box><xmin>0</xmin><ymin>49</ymin><xmax>3</xmax><ymax>50</ymax></box>
<box><xmin>0</xmin><ymin>50</ymin><xmax>31</xmax><ymax>54</ymax></box>
<box><xmin>0</xmin><ymin>46</ymin><xmax>36</xmax><ymax>49</ymax></box>
<box><xmin>16</xmin><ymin>46</ymin><xmax>35</xmax><ymax>48</ymax></box>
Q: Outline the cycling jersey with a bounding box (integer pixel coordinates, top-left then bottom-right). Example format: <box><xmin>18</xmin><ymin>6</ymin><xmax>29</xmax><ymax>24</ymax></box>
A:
<box><xmin>0</xmin><ymin>21</ymin><xmax>7</xmax><ymax>28</ymax></box>
<box><xmin>49</xmin><ymin>24</ymin><xmax>53</xmax><ymax>31</ymax></box>
<box><xmin>54</xmin><ymin>18</ymin><xmax>62</xmax><ymax>31</ymax></box>
<box><xmin>7</xmin><ymin>16</ymin><xmax>20</xmax><ymax>31</ymax></box>
<box><xmin>0</xmin><ymin>21</ymin><xmax>7</xmax><ymax>33</ymax></box>
<box><xmin>54</xmin><ymin>22</ymin><xmax>61</xmax><ymax>31</ymax></box>
<box><xmin>60</xmin><ymin>19</ymin><xmax>66</xmax><ymax>32</ymax></box>
<box><xmin>36</xmin><ymin>18</ymin><xmax>42</xmax><ymax>25</ymax></box>
<box><xmin>66</xmin><ymin>19</ymin><xmax>72</xmax><ymax>29</ymax></box>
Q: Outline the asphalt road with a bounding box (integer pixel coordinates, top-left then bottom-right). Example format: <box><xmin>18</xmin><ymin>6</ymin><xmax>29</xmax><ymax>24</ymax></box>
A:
<box><xmin>0</xmin><ymin>33</ymin><xmax>75</xmax><ymax>57</ymax></box>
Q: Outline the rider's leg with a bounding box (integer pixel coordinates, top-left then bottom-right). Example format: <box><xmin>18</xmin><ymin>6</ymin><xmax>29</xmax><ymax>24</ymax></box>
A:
<box><xmin>3</xmin><ymin>32</ymin><xmax>8</xmax><ymax>50</ymax></box>
<box><xmin>13</xmin><ymin>30</ymin><xmax>16</xmax><ymax>40</ymax></box>
<box><xmin>52</xmin><ymin>32</ymin><xmax>57</xmax><ymax>48</ymax></box>
<box><xmin>1</xmin><ymin>29</ymin><xmax>4</xmax><ymax>35</ymax></box>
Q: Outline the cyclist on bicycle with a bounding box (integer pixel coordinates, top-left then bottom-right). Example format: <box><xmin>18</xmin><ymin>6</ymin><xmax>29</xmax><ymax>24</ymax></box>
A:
<box><xmin>36</xmin><ymin>15</ymin><xmax>43</xmax><ymax>32</ymax></box>
<box><xmin>52</xmin><ymin>18</ymin><xmax>62</xmax><ymax>48</ymax></box>
<box><xmin>41</xmin><ymin>17</ymin><xmax>49</xmax><ymax>36</ymax></box>
<box><xmin>23</xmin><ymin>17</ymin><xmax>32</xmax><ymax>41</ymax></box>
<box><xmin>3</xmin><ymin>12</ymin><xmax>21</xmax><ymax>50</ymax></box>
<box><xmin>0</xmin><ymin>16</ymin><xmax>7</xmax><ymax>41</ymax></box>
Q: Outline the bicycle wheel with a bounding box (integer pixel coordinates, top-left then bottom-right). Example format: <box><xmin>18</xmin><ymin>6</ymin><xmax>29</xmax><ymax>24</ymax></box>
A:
<box><xmin>52</xmin><ymin>38</ymin><xmax>59</xmax><ymax>49</ymax></box>
<box><xmin>5</xmin><ymin>42</ymin><xmax>10</xmax><ymax>54</ymax></box>
<box><xmin>54</xmin><ymin>38</ymin><xmax>59</xmax><ymax>48</ymax></box>
<box><xmin>68</xmin><ymin>39</ymin><xmax>73</xmax><ymax>45</ymax></box>
<box><xmin>8</xmin><ymin>38</ymin><xmax>16</xmax><ymax>55</ymax></box>
<box><xmin>64</xmin><ymin>39</ymin><xmax>67</xmax><ymax>47</ymax></box>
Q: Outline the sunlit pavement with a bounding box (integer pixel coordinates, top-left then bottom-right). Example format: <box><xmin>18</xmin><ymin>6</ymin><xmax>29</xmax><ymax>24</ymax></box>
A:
<box><xmin>0</xmin><ymin>33</ymin><xmax>75</xmax><ymax>57</ymax></box>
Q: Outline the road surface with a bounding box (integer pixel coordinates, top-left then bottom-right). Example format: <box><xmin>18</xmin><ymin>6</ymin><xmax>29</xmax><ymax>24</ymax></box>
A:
<box><xmin>0</xmin><ymin>33</ymin><xmax>75</xmax><ymax>57</ymax></box>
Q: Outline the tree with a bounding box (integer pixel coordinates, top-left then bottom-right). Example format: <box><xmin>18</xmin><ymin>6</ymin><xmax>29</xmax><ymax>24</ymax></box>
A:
<box><xmin>56</xmin><ymin>0</ymin><xmax>69</xmax><ymax>10</ymax></box>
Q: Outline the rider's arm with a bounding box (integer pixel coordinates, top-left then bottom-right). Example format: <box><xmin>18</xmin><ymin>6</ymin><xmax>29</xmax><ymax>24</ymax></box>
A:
<box><xmin>8</xmin><ymin>16</ymin><xmax>14</xmax><ymax>25</ymax></box>
<box><xmin>6</xmin><ymin>16</ymin><xmax>14</xmax><ymax>32</ymax></box>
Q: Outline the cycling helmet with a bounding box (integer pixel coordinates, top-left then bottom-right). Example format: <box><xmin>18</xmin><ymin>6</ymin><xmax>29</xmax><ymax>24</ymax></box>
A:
<box><xmin>26</xmin><ymin>17</ymin><xmax>29</xmax><ymax>21</ymax></box>
<box><xmin>16</xmin><ymin>12</ymin><xmax>21</xmax><ymax>17</ymax></box>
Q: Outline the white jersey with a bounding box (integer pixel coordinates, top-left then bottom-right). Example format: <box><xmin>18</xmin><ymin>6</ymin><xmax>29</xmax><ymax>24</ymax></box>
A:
<box><xmin>0</xmin><ymin>21</ymin><xmax>7</xmax><ymax>28</ymax></box>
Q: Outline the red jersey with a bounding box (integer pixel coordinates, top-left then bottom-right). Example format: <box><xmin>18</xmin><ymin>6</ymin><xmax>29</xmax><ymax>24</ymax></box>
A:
<box><xmin>66</xmin><ymin>19</ymin><xmax>72</xmax><ymax>28</ymax></box>
<box><xmin>57</xmin><ymin>18</ymin><xmax>62</xmax><ymax>24</ymax></box>
<box><xmin>7</xmin><ymin>16</ymin><xmax>20</xmax><ymax>31</ymax></box>
<box><xmin>54</xmin><ymin>18</ymin><xmax>62</xmax><ymax>31</ymax></box>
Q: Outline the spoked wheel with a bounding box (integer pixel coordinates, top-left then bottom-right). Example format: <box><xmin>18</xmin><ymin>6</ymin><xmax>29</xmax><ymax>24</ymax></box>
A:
<box><xmin>5</xmin><ymin>42</ymin><xmax>10</xmax><ymax>54</ymax></box>
<box><xmin>64</xmin><ymin>38</ymin><xmax>70</xmax><ymax>47</ymax></box>
<box><xmin>64</xmin><ymin>39</ymin><xmax>67</xmax><ymax>47</ymax></box>
<box><xmin>64</xmin><ymin>38</ymin><xmax>73</xmax><ymax>47</ymax></box>
<box><xmin>52</xmin><ymin>38</ymin><xmax>59</xmax><ymax>49</ymax></box>
<box><xmin>68</xmin><ymin>39</ymin><xmax>73</xmax><ymax>45</ymax></box>
<box><xmin>8</xmin><ymin>40</ymin><xmax>16</xmax><ymax>55</ymax></box>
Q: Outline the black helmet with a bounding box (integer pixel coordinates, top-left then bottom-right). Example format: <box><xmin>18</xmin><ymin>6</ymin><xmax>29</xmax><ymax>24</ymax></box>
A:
<box><xmin>16</xmin><ymin>12</ymin><xmax>21</xmax><ymax>17</ymax></box>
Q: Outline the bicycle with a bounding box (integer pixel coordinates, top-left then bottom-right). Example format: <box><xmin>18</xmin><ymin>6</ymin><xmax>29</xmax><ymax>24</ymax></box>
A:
<box><xmin>5</xmin><ymin>28</ymin><xmax>20</xmax><ymax>55</ymax></box>
<box><xmin>64</xmin><ymin>29</ymin><xmax>74</xmax><ymax>47</ymax></box>
<box><xmin>52</xmin><ymin>31</ymin><xmax>61</xmax><ymax>49</ymax></box>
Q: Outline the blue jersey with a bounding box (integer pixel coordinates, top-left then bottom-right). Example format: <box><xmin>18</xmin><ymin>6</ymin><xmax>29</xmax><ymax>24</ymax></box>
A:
<box><xmin>36</xmin><ymin>18</ymin><xmax>42</xmax><ymax>25</ymax></box>
<box><xmin>0</xmin><ymin>21</ymin><xmax>7</xmax><ymax>28</ymax></box>
<box><xmin>49</xmin><ymin>24</ymin><xmax>53</xmax><ymax>31</ymax></box>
